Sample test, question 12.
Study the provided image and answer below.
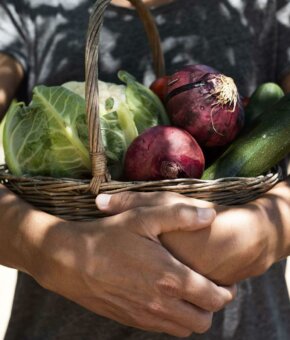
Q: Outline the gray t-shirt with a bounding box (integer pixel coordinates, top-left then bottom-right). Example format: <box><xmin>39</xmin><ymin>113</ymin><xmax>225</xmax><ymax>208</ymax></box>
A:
<box><xmin>1</xmin><ymin>0</ymin><xmax>290</xmax><ymax>339</ymax></box>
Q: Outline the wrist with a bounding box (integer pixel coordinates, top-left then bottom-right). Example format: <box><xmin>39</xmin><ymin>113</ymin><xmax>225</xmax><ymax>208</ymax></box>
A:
<box><xmin>26</xmin><ymin>215</ymin><xmax>77</xmax><ymax>291</ymax></box>
<box><xmin>0</xmin><ymin>185</ymin><xmax>66</xmax><ymax>276</ymax></box>
<box><xmin>19</xmin><ymin>210</ymin><xmax>68</xmax><ymax>279</ymax></box>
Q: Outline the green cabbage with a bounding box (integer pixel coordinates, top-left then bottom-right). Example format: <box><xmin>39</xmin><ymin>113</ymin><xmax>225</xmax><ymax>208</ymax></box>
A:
<box><xmin>4</xmin><ymin>86</ymin><xmax>91</xmax><ymax>178</ymax></box>
<box><xmin>3</xmin><ymin>71</ymin><xmax>169</xmax><ymax>179</ymax></box>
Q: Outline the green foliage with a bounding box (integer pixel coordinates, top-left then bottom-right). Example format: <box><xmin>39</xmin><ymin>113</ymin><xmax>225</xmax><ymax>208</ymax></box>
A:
<box><xmin>4</xmin><ymin>71</ymin><xmax>167</xmax><ymax>179</ymax></box>
<box><xmin>4</xmin><ymin>86</ymin><xmax>91</xmax><ymax>178</ymax></box>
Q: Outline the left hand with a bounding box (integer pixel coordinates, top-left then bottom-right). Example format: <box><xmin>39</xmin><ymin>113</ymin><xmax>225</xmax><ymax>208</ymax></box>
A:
<box><xmin>96</xmin><ymin>190</ymin><xmax>284</xmax><ymax>286</ymax></box>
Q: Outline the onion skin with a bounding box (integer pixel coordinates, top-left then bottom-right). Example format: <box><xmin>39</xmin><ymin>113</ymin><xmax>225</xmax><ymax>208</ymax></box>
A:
<box><xmin>165</xmin><ymin>64</ymin><xmax>244</xmax><ymax>147</ymax></box>
<box><xmin>124</xmin><ymin>126</ymin><xmax>205</xmax><ymax>181</ymax></box>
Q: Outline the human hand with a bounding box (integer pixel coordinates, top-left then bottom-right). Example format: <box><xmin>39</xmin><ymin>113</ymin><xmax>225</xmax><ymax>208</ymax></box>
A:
<box><xmin>96</xmin><ymin>190</ymin><xmax>287</xmax><ymax>286</ymax></box>
<box><xmin>29</xmin><ymin>195</ymin><xmax>236</xmax><ymax>337</ymax></box>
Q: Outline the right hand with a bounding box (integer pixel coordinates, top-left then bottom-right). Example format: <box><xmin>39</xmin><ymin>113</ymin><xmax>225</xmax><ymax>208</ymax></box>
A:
<box><xmin>31</xmin><ymin>199</ymin><xmax>236</xmax><ymax>337</ymax></box>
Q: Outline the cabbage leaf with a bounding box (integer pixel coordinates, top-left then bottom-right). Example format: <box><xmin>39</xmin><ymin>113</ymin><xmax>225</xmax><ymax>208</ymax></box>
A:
<box><xmin>4</xmin><ymin>86</ymin><xmax>91</xmax><ymax>178</ymax></box>
<box><xmin>117</xmin><ymin>70</ymin><xmax>170</xmax><ymax>132</ymax></box>
<box><xmin>4</xmin><ymin>71</ymin><xmax>168</xmax><ymax>179</ymax></box>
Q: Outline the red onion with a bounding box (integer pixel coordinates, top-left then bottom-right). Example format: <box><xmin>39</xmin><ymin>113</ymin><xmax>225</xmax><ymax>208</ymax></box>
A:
<box><xmin>165</xmin><ymin>64</ymin><xmax>244</xmax><ymax>147</ymax></box>
<box><xmin>124</xmin><ymin>125</ymin><xmax>205</xmax><ymax>181</ymax></box>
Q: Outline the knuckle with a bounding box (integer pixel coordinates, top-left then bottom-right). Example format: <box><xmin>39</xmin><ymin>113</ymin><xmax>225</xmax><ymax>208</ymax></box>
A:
<box><xmin>117</xmin><ymin>191</ymin><xmax>135</xmax><ymax>211</ymax></box>
<box><xmin>145</xmin><ymin>301</ymin><xmax>165</xmax><ymax>317</ymax></box>
<box><xmin>172</xmin><ymin>203</ymin><xmax>192</xmax><ymax>228</ymax></box>
<box><xmin>194</xmin><ymin>312</ymin><xmax>213</xmax><ymax>334</ymax></box>
<box><xmin>208</xmin><ymin>293</ymin><xmax>225</xmax><ymax>312</ymax></box>
<box><xmin>156</xmin><ymin>276</ymin><xmax>182</xmax><ymax>298</ymax></box>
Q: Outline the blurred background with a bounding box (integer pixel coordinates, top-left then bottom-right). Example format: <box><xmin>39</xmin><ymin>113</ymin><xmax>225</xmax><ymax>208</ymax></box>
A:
<box><xmin>0</xmin><ymin>119</ymin><xmax>290</xmax><ymax>339</ymax></box>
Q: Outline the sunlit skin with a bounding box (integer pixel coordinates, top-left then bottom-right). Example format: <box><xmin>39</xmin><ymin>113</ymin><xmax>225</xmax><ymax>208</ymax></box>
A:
<box><xmin>96</xmin><ymin>182</ymin><xmax>290</xmax><ymax>286</ymax></box>
<box><xmin>93</xmin><ymin>21</ymin><xmax>290</xmax><ymax>285</ymax></box>
<box><xmin>99</xmin><ymin>0</ymin><xmax>290</xmax><ymax>287</ymax></box>
<box><xmin>0</xmin><ymin>179</ymin><xmax>235</xmax><ymax>337</ymax></box>
<box><xmin>1</xmin><ymin>13</ymin><xmax>290</xmax><ymax>334</ymax></box>
<box><xmin>0</xmin><ymin>52</ymin><xmax>236</xmax><ymax>337</ymax></box>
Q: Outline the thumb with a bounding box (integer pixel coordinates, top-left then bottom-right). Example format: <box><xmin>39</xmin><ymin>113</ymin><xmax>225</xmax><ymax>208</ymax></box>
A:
<box><xmin>96</xmin><ymin>191</ymin><xmax>214</xmax><ymax>215</ymax></box>
<box><xmin>107</xmin><ymin>203</ymin><xmax>216</xmax><ymax>240</ymax></box>
<box><xmin>136</xmin><ymin>204</ymin><xmax>215</xmax><ymax>240</ymax></box>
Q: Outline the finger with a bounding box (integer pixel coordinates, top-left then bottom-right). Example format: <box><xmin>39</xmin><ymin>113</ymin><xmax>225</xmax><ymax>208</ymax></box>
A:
<box><xmin>102</xmin><ymin>294</ymin><xmax>211</xmax><ymax>337</ymax></box>
<box><xmin>131</xmin><ymin>316</ymin><xmax>196</xmax><ymax>338</ymax></box>
<box><xmin>141</xmin><ymin>318</ymin><xmax>195</xmax><ymax>338</ymax></box>
<box><xmin>151</xmin><ymin>318</ymin><xmax>198</xmax><ymax>337</ymax></box>
<box><xmin>145</xmin><ymin>297</ymin><xmax>213</xmax><ymax>335</ymax></box>
<box><xmin>93</xmin><ymin>301</ymin><xmax>195</xmax><ymax>337</ymax></box>
<box><xmin>108</xmin><ymin>203</ymin><xmax>216</xmax><ymax>239</ymax></box>
<box><xmin>180</xmin><ymin>272</ymin><xmax>237</xmax><ymax>312</ymax></box>
<box><xmin>156</xmin><ymin>263</ymin><xmax>237</xmax><ymax>312</ymax></box>
<box><xmin>96</xmin><ymin>191</ymin><xmax>215</xmax><ymax>214</ymax></box>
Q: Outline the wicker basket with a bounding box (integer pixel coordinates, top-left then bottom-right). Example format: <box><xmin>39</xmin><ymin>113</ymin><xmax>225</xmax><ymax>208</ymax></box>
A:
<box><xmin>0</xmin><ymin>0</ymin><xmax>284</xmax><ymax>221</ymax></box>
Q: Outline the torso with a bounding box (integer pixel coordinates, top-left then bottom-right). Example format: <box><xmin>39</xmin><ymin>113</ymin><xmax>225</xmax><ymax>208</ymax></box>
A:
<box><xmin>1</xmin><ymin>1</ymin><xmax>290</xmax><ymax>339</ymax></box>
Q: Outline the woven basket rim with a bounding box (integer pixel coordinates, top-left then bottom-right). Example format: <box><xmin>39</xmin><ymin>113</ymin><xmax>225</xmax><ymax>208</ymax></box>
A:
<box><xmin>0</xmin><ymin>162</ymin><xmax>283</xmax><ymax>220</ymax></box>
<box><xmin>0</xmin><ymin>0</ymin><xmax>285</xmax><ymax>220</ymax></box>
<box><xmin>0</xmin><ymin>163</ymin><xmax>283</xmax><ymax>184</ymax></box>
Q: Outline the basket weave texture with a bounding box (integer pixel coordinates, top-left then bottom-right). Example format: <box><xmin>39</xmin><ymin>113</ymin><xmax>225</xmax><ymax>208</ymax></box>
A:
<box><xmin>0</xmin><ymin>0</ymin><xmax>283</xmax><ymax>221</ymax></box>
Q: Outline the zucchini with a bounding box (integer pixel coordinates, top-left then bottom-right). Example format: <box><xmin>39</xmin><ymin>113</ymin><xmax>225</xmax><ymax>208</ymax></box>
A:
<box><xmin>202</xmin><ymin>94</ymin><xmax>290</xmax><ymax>179</ymax></box>
<box><xmin>244</xmin><ymin>82</ymin><xmax>284</xmax><ymax>128</ymax></box>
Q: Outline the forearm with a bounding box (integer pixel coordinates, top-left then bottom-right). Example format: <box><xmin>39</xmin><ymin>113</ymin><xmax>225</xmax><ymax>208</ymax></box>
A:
<box><xmin>0</xmin><ymin>184</ymin><xmax>63</xmax><ymax>275</ymax></box>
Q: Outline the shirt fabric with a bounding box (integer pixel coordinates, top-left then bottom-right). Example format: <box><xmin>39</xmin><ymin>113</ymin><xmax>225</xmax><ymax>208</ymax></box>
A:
<box><xmin>1</xmin><ymin>0</ymin><xmax>290</xmax><ymax>339</ymax></box>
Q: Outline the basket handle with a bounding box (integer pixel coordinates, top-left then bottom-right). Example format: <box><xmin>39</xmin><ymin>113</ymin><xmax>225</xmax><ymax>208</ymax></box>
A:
<box><xmin>85</xmin><ymin>0</ymin><xmax>165</xmax><ymax>194</ymax></box>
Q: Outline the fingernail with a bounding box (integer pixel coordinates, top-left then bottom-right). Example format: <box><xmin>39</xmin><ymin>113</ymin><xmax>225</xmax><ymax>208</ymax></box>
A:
<box><xmin>197</xmin><ymin>208</ymin><xmax>216</xmax><ymax>223</ymax></box>
<box><xmin>96</xmin><ymin>194</ymin><xmax>111</xmax><ymax>210</ymax></box>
